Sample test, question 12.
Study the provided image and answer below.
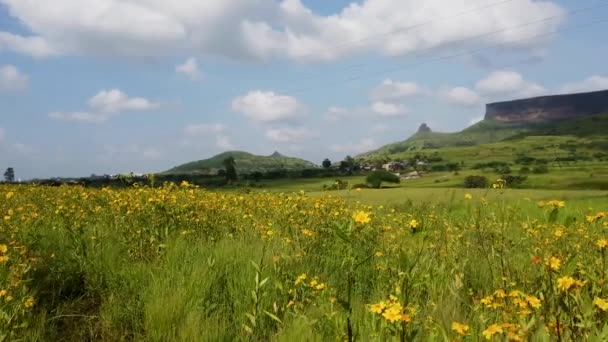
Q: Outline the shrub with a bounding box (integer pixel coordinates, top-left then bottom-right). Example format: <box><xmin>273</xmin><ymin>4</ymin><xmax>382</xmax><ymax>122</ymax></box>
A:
<box><xmin>326</xmin><ymin>179</ymin><xmax>349</xmax><ymax>191</ymax></box>
<box><xmin>533</xmin><ymin>165</ymin><xmax>549</xmax><ymax>174</ymax></box>
<box><xmin>464</xmin><ymin>175</ymin><xmax>488</xmax><ymax>188</ymax></box>
<box><xmin>366</xmin><ymin>170</ymin><xmax>400</xmax><ymax>189</ymax></box>
<box><xmin>501</xmin><ymin>175</ymin><xmax>527</xmax><ymax>188</ymax></box>
<box><xmin>494</xmin><ymin>165</ymin><xmax>512</xmax><ymax>174</ymax></box>
<box><xmin>520</xmin><ymin>167</ymin><xmax>531</xmax><ymax>174</ymax></box>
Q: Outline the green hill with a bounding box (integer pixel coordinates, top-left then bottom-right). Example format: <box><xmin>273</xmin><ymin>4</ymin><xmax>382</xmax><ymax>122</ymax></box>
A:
<box><xmin>165</xmin><ymin>151</ymin><xmax>318</xmax><ymax>174</ymax></box>
<box><xmin>359</xmin><ymin>113</ymin><xmax>608</xmax><ymax>160</ymax></box>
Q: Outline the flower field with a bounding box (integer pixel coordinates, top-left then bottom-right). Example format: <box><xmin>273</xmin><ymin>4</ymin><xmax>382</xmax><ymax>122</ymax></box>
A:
<box><xmin>1</xmin><ymin>183</ymin><xmax>607</xmax><ymax>341</ymax></box>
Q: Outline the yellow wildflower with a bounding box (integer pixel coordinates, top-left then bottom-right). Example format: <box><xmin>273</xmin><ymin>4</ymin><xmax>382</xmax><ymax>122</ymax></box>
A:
<box><xmin>353</xmin><ymin>211</ymin><xmax>371</xmax><ymax>224</ymax></box>
<box><xmin>5</xmin><ymin>191</ymin><xmax>14</xmax><ymax>199</ymax></box>
<box><xmin>409</xmin><ymin>219</ymin><xmax>419</xmax><ymax>229</ymax></box>
<box><xmin>557</xmin><ymin>276</ymin><xmax>577</xmax><ymax>292</ymax></box>
<box><xmin>525</xmin><ymin>295</ymin><xmax>542</xmax><ymax>309</ymax></box>
<box><xmin>451</xmin><ymin>321</ymin><xmax>470</xmax><ymax>336</ymax></box>
<box><xmin>483</xmin><ymin>324</ymin><xmax>503</xmax><ymax>340</ymax></box>
<box><xmin>0</xmin><ymin>244</ymin><xmax>7</xmax><ymax>254</ymax></box>
<box><xmin>24</xmin><ymin>296</ymin><xmax>35</xmax><ymax>308</ymax></box>
<box><xmin>0</xmin><ymin>290</ymin><xmax>6</xmax><ymax>297</ymax></box>
<box><xmin>294</xmin><ymin>273</ymin><xmax>307</xmax><ymax>285</ymax></box>
<box><xmin>593</xmin><ymin>297</ymin><xmax>608</xmax><ymax>312</ymax></box>
<box><xmin>464</xmin><ymin>193</ymin><xmax>473</xmax><ymax>200</ymax></box>
<box><xmin>597</xmin><ymin>239</ymin><xmax>608</xmax><ymax>250</ymax></box>
<box><xmin>0</xmin><ymin>255</ymin><xmax>8</xmax><ymax>263</ymax></box>
<box><xmin>546</xmin><ymin>256</ymin><xmax>561</xmax><ymax>271</ymax></box>
<box><xmin>370</xmin><ymin>302</ymin><xmax>386</xmax><ymax>314</ymax></box>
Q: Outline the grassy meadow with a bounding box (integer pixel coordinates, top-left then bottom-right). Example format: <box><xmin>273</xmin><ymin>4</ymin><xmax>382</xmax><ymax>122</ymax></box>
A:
<box><xmin>1</xmin><ymin>181</ymin><xmax>608</xmax><ymax>341</ymax></box>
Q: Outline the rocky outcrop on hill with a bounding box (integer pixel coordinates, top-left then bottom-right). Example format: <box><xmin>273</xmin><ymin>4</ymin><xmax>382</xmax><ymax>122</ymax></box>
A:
<box><xmin>417</xmin><ymin>123</ymin><xmax>432</xmax><ymax>133</ymax></box>
<box><xmin>485</xmin><ymin>89</ymin><xmax>608</xmax><ymax>123</ymax></box>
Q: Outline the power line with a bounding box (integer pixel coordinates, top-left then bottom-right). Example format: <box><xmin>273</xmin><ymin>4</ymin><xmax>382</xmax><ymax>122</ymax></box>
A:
<box><xmin>286</xmin><ymin>16</ymin><xmax>608</xmax><ymax>95</ymax></box>
<box><xmin>286</xmin><ymin>1</ymin><xmax>608</xmax><ymax>85</ymax></box>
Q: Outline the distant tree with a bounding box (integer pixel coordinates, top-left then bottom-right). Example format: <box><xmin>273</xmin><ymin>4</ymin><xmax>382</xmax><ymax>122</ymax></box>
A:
<box><xmin>340</xmin><ymin>155</ymin><xmax>356</xmax><ymax>173</ymax></box>
<box><xmin>464</xmin><ymin>175</ymin><xmax>488</xmax><ymax>189</ymax></box>
<box><xmin>322</xmin><ymin>158</ymin><xmax>332</xmax><ymax>169</ymax></box>
<box><xmin>366</xmin><ymin>170</ymin><xmax>400</xmax><ymax>189</ymax></box>
<box><xmin>222</xmin><ymin>157</ymin><xmax>238</xmax><ymax>183</ymax></box>
<box><xmin>4</xmin><ymin>167</ymin><xmax>15</xmax><ymax>183</ymax></box>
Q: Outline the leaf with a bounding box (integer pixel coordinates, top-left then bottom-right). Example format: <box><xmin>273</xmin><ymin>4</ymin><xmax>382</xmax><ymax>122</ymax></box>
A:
<box><xmin>260</xmin><ymin>277</ymin><xmax>269</xmax><ymax>288</ymax></box>
<box><xmin>250</xmin><ymin>260</ymin><xmax>260</xmax><ymax>272</ymax></box>
<box><xmin>263</xmin><ymin>310</ymin><xmax>283</xmax><ymax>324</ymax></box>
<box><xmin>245</xmin><ymin>313</ymin><xmax>256</xmax><ymax>326</ymax></box>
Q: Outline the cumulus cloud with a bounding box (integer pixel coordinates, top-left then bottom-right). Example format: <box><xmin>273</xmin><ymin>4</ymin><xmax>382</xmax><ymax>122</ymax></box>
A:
<box><xmin>560</xmin><ymin>75</ymin><xmax>608</xmax><ymax>94</ymax></box>
<box><xmin>371</xmin><ymin>101</ymin><xmax>407</xmax><ymax>117</ymax></box>
<box><xmin>176</xmin><ymin>57</ymin><xmax>201</xmax><ymax>81</ymax></box>
<box><xmin>0</xmin><ymin>65</ymin><xmax>28</xmax><ymax>92</ymax></box>
<box><xmin>330</xmin><ymin>138</ymin><xmax>377</xmax><ymax>154</ymax></box>
<box><xmin>371</xmin><ymin>79</ymin><xmax>427</xmax><ymax>101</ymax></box>
<box><xmin>49</xmin><ymin>89</ymin><xmax>160</xmax><ymax>123</ymax></box>
<box><xmin>475</xmin><ymin>70</ymin><xmax>546</xmax><ymax>98</ymax></box>
<box><xmin>183</xmin><ymin>123</ymin><xmax>234</xmax><ymax>150</ymax></box>
<box><xmin>265</xmin><ymin>127</ymin><xmax>319</xmax><ymax>143</ymax></box>
<box><xmin>232</xmin><ymin>90</ymin><xmax>303</xmax><ymax>123</ymax></box>
<box><xmin>443</xmin><ymin>86</ymin><xmax>481</xmax><ymax>106</ymax></box>
<box><xmin>0</xmin><ymin>0</ymin><xmax>564</xmax><ymax>62</ymax></box>
<box><xmin>0</xmin><ymin>32</ymin><xmax>58</xmax><ymax>58</ymax></box>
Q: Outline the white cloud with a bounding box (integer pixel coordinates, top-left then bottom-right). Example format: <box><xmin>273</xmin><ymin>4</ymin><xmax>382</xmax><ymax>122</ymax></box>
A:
<box><xmin>216</xmin><ymin>134</ymin><xmax>234</xmax><ymax>150</ymax></box>
<box><xmin>232</xmin><ymin>90</ymin><xmax>303</xmax><ymax>123</ymax></box>
<box><xmin>265</xmin><ymin>127</ymin><xmax>319</xmax><ymax>143</ymax></box>
<box><xmin>183</xmin><ymin>123</ymin><xmax>234</xmax><ymax>150</ymax></box>
<box><xmin>0</xmin><ymin>65</ymin><xmax>28</xmax><ymax>92</ymax></box>
<box><xmin>0</xmin><ymin>0</ymin><xmax>564</xmax><ymax>62</ymax></box>
<box><xmin>13</xmin><ymin>142</ymin><xmax>36</xmax><ymax>155</ymax></box>
<box><xmin>560</xmin><ymin>75</ymin><xmax>608</xmax><ymax>94</ymax></box>
<box><xmin>184</xmin><ymin>123</ymin><xmax>226</xmax><ymax>136</ymax></box>
<box><xmin>0</xmin><ymin>32</ymin><xmax>58</xmax><ymax>58</ymax></box>
<box><xmin>443</xmin><ymin>87</ymin><xmax>481</xmax><ymax>106</ymax></box>
<box><xmin>371</xmin><ymin>79</ymin><xmax>426</xmax><ymax>101</ymax></box>
<box><xmin>176</xmin><ymin>57</ymin><xmax>201</xmax><ymax>81</ymax></box>
<box><xmin>371</xmin><ymin>101</ymin><xmax>407</xmax><ymax>117</ymax></box>
<box><xmin>475</xmin><ymin>71</ymin><xmax>546</xmax><ymax>98</ymax></box>
<box><xmin>49</xmin><ymin>89</ymin><xmax>160</xmax><ymax>123</ymax></box>
<box><xmin>330</xmin><ymin>138</ymin><xmax>377</xmax><ymax>154</ymax></box>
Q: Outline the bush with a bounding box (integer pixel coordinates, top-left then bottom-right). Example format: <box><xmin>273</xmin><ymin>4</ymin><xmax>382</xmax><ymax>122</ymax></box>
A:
<box><xmin>366</xmin><ymin>170</ymin><xmax>400</xmax><ymax>189</ymax></box>
<box><xmin>501</xmin><ymin>175</ymin><xmax>527</xmax><ymax>188</ymax></box>
<box><xmin>520</xmin><ymin>167</ymin><xmax>531</xmax><ymax>174</ymax></box>
<box><xmin>533</xmin><ymin>165</ymin><xmax>549</xmax><ymax>174</ymax></box>
<box><xmin>325</xmin><ymin>179</ymin><xmax>349</xmax><ymax>191</ymax></box>
<box><xmin>464</xmin><ymin>175</ymin><xmax>488</xmax><ymax>189</ymax></box>
<box><xmin>495</xmin><ymin>165</ymin><xmax>512</xmax><ymax>174</ymax></box>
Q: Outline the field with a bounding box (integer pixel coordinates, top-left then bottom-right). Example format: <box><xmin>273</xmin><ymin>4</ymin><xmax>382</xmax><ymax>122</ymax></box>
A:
<box><xmin>1</xmin><ymin>182</ymin><xmax>608</xmax><ymax>341</ymax></box>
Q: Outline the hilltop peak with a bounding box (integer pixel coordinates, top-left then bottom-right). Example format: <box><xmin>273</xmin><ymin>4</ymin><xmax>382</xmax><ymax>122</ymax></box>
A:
<box><xmin>417</xmin><ymin>123</ymin><xmax>432</xmax><ymax>133</ymax></box>
<box><xmin>270</xmin><ymin>151</ymin><xmax>283</xmax><ymax>158</ymax></box>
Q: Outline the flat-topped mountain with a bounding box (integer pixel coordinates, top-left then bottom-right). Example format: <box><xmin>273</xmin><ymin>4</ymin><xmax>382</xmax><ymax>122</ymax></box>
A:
<box><xmin>485</xmin><ymin>89</ymin><xmax>608</xmax><ymax>123</ymax></box>
<box><xmin>165</xmin><ymin>151</ymin><xmax>318</xmax><ymax>174</ymax></box>
<box><xmin>359</xmin><ymin>89</ymin><xmax>608</xmax><ymax>159</ymax></box>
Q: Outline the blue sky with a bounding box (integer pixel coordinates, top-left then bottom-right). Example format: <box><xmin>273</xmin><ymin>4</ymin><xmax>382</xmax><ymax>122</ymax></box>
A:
<box><xmin>0</xmin><ymin>0</ymin><xmax>607</xmax><ymax>179</ymax></box>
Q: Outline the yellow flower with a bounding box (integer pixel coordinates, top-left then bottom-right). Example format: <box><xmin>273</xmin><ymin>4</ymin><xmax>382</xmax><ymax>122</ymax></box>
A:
<box><xmin>0</xmin><ymin>255</ymin><xmax>8</xmax><ymax>263</ymax></box>
<box><xmin>483</xmin><ymin>324</ymin><xmax>503</xmax><ymax>340</ymax></box>
<box><xmin>0</xmin><ymin>290</ymin><xmax>6</xmax><ymax>297</ymax></box>
<box><xmin>597</xmin><ymin>239</ymin><xmax>608</xmax><ymax>250</ymax></box>
<box><xmin>24</xmin><ymin>296</ymin><xmax>35</xmax><ymax>308</ymax></box>
<box><xmin>546</xmin><ymin>256</ymin><xmax>561</xmax><ymax>271</ymax></box>
<box><xmin>370</xmin><ymin>302</ymin><xmax>386</xmax><ymax>314</ymax></box>
<box><xmin>353</xmin><ymin>211</ymin><xmax>371</xmax><ymax>224</ymax></box>
<box><xmin>464</xmin><ymin>193</ymin><xmax>473</xmax><ymax>200</ymax></box>
<box><xmin>409</xmin><ymin>219</ymin><xmax>419</xmax><ymax>229</ymax></box>
<box><xmin>480</xmin><ymin>296</ymin><xmax>493</xmax><ymax>306</ymax></box>
<box><xmin>381</xmin><ymin>302</ymin><xmax>403</xmax><ymax>323</ymax></box>
<box><xmin>557</xmin><ymin>276</ymin><xmax>576</xmax><ymax>292</ymax></box>
<box><xmin>294</xmin><ymin>273</ymin><xmax>307</xmax><ymax>285</ymax></box>
<box><xmin>5</xmin><ymin>191</ymin><xmax>14</xmax><ymax>199</ymax></box>
<box><xmin>593</xmin><ymin>297</ymin><xmax>608</xmax><ymax>312</ymax></box>
<box><xmin>451</xmin><ymin>321</ymin><xmax>470</xmax><ymax>336</ymax></box>
<box><xmin>0</xmin><ymin>244</ymin><xmax>7</xmax><ymax>254</ymax></box>
<box><xmin>525</xmin><ymin>295</ymin><xmax>542</xmax><ymax>309</ymax></box>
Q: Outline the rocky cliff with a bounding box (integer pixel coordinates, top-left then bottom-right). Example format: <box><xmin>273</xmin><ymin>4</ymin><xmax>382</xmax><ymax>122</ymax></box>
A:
<box><xmin>484</xmin><ymin>89</ymin><xmax>608</xmax><ymax>123</ymax></box>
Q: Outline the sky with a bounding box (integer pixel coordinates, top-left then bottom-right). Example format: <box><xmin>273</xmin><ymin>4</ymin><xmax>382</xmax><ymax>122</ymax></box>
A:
<box><xmin>0</xmin><ymin>0</ymin><xmax>607</xmax><ymax>179</ymax></box>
